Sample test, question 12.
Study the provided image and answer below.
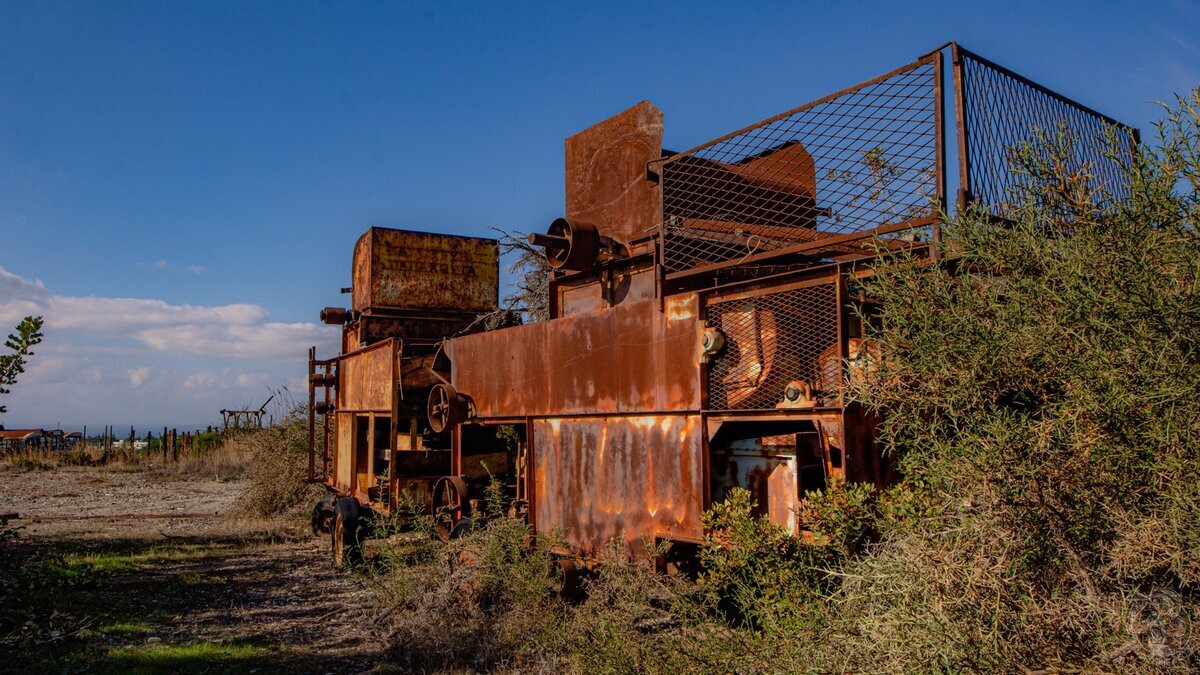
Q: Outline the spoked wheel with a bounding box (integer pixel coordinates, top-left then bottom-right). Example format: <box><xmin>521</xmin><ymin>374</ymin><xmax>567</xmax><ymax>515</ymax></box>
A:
<box><xmin>331</xmin><ymin>496</ymin><xmax>362</xmax><ymax>568</ymax></box>
<box><xmin>432</xmin><ymin>475</ymin><xmax>470</xmax><ymax>542</ymax></box>
<box><xmin>427</xmin><ymin>383</ymin><xmax>468</xmax><ymax>434</ymax></box>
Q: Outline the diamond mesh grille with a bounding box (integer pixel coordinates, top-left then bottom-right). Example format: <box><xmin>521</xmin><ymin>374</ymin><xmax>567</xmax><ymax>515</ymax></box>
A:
<box><xmin>705</xmin><ymin>283</ymin><xmax>839</xmax><ymax>411</ymax></box>
<box><xmin>958</xmin><ymin>49</ymin><xmax>1136</xmax><ymax>215</ymax></box>
<box><xmin>661</xmin><ymin>56</ymin><xmax>941</xmax><ymax>274</ymax></box>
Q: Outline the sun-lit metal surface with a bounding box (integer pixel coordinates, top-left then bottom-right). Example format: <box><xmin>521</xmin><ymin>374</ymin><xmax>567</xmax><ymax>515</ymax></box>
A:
<box><xmin>533</xmin><ymin>415</ymin><xmax>705</xmax><ymax>556</ymax></box>
<box><xmin>351</xmin><ymin>227</ymin><xmax>499</xmax><ymax>313</ymax></box>
<box><xmin>566</xmin><ymin>101</ymin><xmax>663</xmax><ymax>247</ymax></box>
<box><xmin>336</xmin><ymin>340</ymin><xmax>395</xmax><ymax>413</ymax></box>
<box><xmin>447</xmin><ymin>295</ymin><xmax>701</xmax><ymax>418</ymax></box>
<box><xmin>307</xmin><ymin>42</ymin><xmax>1136</xmax><ymax>564</ymax></box>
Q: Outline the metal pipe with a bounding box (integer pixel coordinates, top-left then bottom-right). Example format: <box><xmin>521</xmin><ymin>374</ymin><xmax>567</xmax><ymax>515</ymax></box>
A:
<box><xmin>528</xmin><ymin>232</ymin><xmax>570</xmax><ymax>248</ymax></box>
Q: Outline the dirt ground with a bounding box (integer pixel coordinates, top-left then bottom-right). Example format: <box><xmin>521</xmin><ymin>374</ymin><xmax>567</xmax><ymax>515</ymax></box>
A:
<box><xmin>1</xmin><ymin>465</ymin><xmax>387</xmax><ymax>673</ymax></box>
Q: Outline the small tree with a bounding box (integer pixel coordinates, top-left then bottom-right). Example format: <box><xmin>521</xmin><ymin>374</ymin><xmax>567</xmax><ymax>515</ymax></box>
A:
<box><xmin>0</xmin><ymin>316</ymin><xmax>43</xmax><ymax>416</ymax></box>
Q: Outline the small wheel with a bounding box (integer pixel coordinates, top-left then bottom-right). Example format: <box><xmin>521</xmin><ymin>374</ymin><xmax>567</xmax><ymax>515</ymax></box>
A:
<box><xmin>331</xmin><ymin>497</ymin><xmax>362</xmax><ymax>568</ymax></box>
<box><xmin>427</xmin><ymin>383</ymin><xmax>468</xmax><ymax>433</ymax></box>
<box><xmin>311</xmin><ymin>496</ymin><xmax>335</xmax><ymax>536</ymax></box>
<box><xmin>431</xmin><ymin>476</ymin><xmax>470</xmax><ymax>542</ymax></box>
<box><xmin>449</xmin><ymin>517</ymin><xmax>474</xmax><ymax>540</ymax></box>
<box><xmin>552</xmin><ymin>558</ymin><xmax>587</xmax><ymax>599</ymax></box>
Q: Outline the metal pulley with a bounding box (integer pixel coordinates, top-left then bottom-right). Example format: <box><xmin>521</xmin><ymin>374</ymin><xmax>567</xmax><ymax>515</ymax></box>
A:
<box><xmin>528</xmin><ymin>217</ymin><xmax>625</xmax><ymax>272</ymax></box>
<box><xmin>427</xmin><ymin>382</ymin><xmax>469</xmax><ymax>433</ymax></box>
<box><xmin>778</xmin><ymin>380</ymin><xmax>817</xmax><ymax>409</ymax></box>
<box><xmin>320</xmin><ymin>307</ymin><xmax>350</xmax><ymax>325</ymax></box>
<box><xmin>309</xmin><ymin>372</ymin><xmax>336</xmax><ymax>388</ymax></box>
<box><xmin>431</xmin><ymin>475</ymin><xmax>470</xmax><ymax>541</ymax></box>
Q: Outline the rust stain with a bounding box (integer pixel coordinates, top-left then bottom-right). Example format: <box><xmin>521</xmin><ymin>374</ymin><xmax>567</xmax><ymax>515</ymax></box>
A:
<box><xmin>336</xmin><ymin>341</ymin><xmax>394</xmax><ymax>412</ymax></box>
<box><xmin>447</xmin><ymin>296</ymin><xmax>701</xmax><ymax>418</ymax></box>
<box><xmin>533</xmin><ymin>415</ymin><xmax>704</xmax><ymax>558</ymax></box>
<box><xmin>565</xmin><ymin>101</ymin><xmax>663</xmax><ymax>245</ymax></box>
<box><xmin>351</xmin><ymin>227</ymin><xmax>498</xmax><ymax>313</ymax></box>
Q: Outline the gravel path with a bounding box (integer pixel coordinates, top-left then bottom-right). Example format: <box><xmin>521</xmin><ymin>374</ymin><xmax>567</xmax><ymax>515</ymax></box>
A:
<box><xmin>1</xmin><ymin>465</ymin><xmax>387</xmax><ymax>673</ymax></box>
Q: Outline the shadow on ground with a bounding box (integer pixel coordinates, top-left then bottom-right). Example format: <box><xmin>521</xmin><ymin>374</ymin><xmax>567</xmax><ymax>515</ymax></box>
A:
<box><xmin>2</xmin><ymin>529</ymin><xmax>382</xmax><ymax>673</ymax></box>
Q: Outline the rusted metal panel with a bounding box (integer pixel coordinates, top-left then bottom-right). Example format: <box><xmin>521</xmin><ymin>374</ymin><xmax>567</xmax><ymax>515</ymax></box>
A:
<box><xmin>559</xmin><ymin>281</ymin><xmax>604</xmax><ymax>317</ymax></box>
<box><xmin>565</xmin><ymin>101</ymin><xmax>663</xmax><ymax>246</ymax></box>
<box><xmin>334</xmin><ymin>412</ymin><xmax>354</xmax><ymax>493</ymax></box>
<box><xmin>347</xmin><ymin>314</ymin><xmax>479</xmax><ymax>350</ymax></box>
<box><xmin>336</xmin><ymin>342</ymin><xmax>394</xmax><ymax>412</ymax></box>
<box><xmin>556</xmin><ymin>266</ymin><xmax>657</xmax><ymax>317</ymax></box>
<box><xmin>532</xmin><ymin>415</ymin><xmax>704</xmax><ymax>557</ymax></box>
<box><xmin>351</xmin><ymin>227</ymin><xmax>498</xmax><ymax>313</ymax></box>
<box><xmin>710</xmin><ymin>444</ymin><xmax>799</xmax><ymax>535</ymax></box>
<box><xmin>447</xmin><ymin>295</ymin><xmax>700</xmax><ymax>418</ymax></box>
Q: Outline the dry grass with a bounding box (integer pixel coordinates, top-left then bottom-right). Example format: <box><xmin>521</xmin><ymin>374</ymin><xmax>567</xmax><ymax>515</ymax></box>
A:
<box><xmin>236</xmin><ymin>414</ymin><xmax>324</xmax><ymax>518</ymax></box>
<box><xmin>150</xmin><ymin>437</ymin><xmax>253</xmax><ymax>482</ymax></box>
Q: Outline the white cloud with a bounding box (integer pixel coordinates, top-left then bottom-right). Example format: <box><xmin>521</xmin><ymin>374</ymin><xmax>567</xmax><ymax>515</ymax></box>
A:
<box><xmin>0</xmin><ymin>265</ymin><xmax>338</xmax><ymax>428</ymax></box>
<box><xmin>235</xmin><ymin>372</ymin><xmax>272</xmax><ymax>388</ymax></box>
<box><xmin>187</xmin><ymin>264</ymin><xmax>206</xmax><ymax>274</ymax></box>
<box><xmin>0</xmin><ymin>266</ymin><xmax>334</xmax><ymax>360</ymax></box>
<box><xmin>182</xmin><ymin>371</ymin><xmax>220</xmax><ymax>390</ymax></box>
<box><xmin>128</xmin><ymin>367</ymin><xmax>151</xmax><ymax>387</ymax></box>
<box><xmin>153</xmin><ymin>259</ymin><xmax>169</xmax><ymax>269</ymax></box>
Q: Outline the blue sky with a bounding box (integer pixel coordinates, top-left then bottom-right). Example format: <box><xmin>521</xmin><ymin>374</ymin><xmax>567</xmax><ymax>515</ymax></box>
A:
<box><xmin>1</xmin><ymin>1</ymin><xmax>1198</xmax><ymax>431</ymax></box>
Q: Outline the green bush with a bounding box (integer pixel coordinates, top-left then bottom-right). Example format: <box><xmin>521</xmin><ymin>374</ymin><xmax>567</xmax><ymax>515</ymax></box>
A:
<box><xmin>840</xmin><ymin>93</ymin><xmax>1200</xmax><ymax>670</ymax></box>
<box><xmin>699</xmin><ymin>487</ymin><xmax>836</xmax><ymax>634</ymax></box>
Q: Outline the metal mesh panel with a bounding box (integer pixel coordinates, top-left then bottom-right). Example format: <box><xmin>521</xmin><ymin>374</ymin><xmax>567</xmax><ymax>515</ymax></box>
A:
<box><xmin>706</xmin><ymin>283</ymin><xmax>839</xmax><ymax>411</ymax></box>
<box><xmin>661</xmin><ymin>56</ymin><xmax>941</xmax><ymax>275</ymax></box>
<box><xmin>958</xmin><ymin>48</ymin><xmax>1136</xmax><ymax>215</ymax></box>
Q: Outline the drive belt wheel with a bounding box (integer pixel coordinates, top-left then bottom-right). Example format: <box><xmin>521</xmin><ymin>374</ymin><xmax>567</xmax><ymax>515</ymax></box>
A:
<box><xmin>427</xmin><ymin>383</ymin><xmax>468</xmax><ymax>434</ymax></box>
<box><xmin>431</xmin><ymin>475</ymin><xmax>470</xmax><ymax>542</ymax></box>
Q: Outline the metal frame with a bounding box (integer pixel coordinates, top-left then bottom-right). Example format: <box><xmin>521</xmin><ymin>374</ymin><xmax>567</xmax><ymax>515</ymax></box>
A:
<box><xmin>655</xmin><ymin>43</ymin><xmax>1139</xmax><ymax>280</ymax></box>
<box><xmin>657</xmin><ymin>53</ymin><xmax>943</xmax><ymax>277</ymax></box>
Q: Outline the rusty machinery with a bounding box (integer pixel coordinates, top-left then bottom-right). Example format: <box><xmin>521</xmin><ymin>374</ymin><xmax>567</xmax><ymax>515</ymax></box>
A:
<box><xmin>308</xmin><ymin>43</ymin><xmax>1136</xmax><ymax>566</ymax></box>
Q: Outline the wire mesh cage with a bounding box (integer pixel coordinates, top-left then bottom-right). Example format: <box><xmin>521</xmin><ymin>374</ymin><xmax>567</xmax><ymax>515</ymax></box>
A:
<box><xmin>705</xmin><ymin>281</ymin><xmax>840</xmax><ymax>411</ymax></box>
<box><xmin>956</xmin><ymin>46</ymin><xmax>1137</xmax><ymax>216</ymax></box>
<box><xmin>660</xmin><ymin>55</ymin><xmax>943</xmax><ymax>275</ymax></box>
